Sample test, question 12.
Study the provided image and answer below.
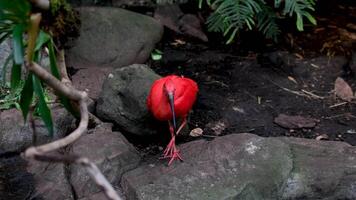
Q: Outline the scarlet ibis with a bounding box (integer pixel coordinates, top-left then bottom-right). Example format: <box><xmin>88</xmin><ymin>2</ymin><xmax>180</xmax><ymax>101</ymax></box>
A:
<box><xmin>147</xmin><ymin>75</ymin><xmax>198</xmax><ymax>165</ymax></box>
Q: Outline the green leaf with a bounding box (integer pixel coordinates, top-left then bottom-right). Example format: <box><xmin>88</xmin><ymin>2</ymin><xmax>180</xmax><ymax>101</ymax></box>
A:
<box><xmin>199</xmin><ymin>0</ymin><xmax>203</xmax><ymax>9</ymax></box>
<box><xmin>32</xmin><ymin>75</ymin><xmax>54</xmax><ymax>136</ymax></box>
<box><xmin>151</xmin><ymin>49</ymin><xmax>163</xmax><ymax>61</ymax></box>
<box><xmin>19</xmin><ymin>73</ymin><xmax>34</xmax><ymax>121</ymax></box>
<box><xmin>10</xmin><ymin>61</ymin><xmax>21</xmax><ymax>91</ymax></box>
<box><xmin>304</xmin><ymin>12</ymin><xmax>317</xmax><ymax>25</ymax></box>
<box><xmin>35</xmin><ymin>30</ymin><xmax>51</xmax><ymax>51</ymax></box>
<box><xmin>0</xmin><ymin>0</ymin><xmax>31</xmax><ymax>23</ymax></box>
<box><xmin>296</xmin><ymin>14</ymin><xmax>304</xmax><ymax>31</ymax></box>
<box><xmin>12</xmin><ymin>25</ymin><xmax>24</xmax><ymax>65</ymax></box>
<box><xmin>48</xmin><ymin>39</ymin><xmax>61</xmax><ymax>79</ymax></box>
<box><xmin>226</xmin><ymin>28</ymin><xmax>238</xmax><ymax>44</ymax></box>
<box><xmin>274</xmin><ymin>0</ymin><xmax>282</xmax><ymax>8</ymax></box>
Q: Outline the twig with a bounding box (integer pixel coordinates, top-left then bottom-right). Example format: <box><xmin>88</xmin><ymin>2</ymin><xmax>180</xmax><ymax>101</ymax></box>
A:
<box><xmin>57</xmin><ymin>49</ymin><xmax>72</xmax><ymax>85</ymax></box>
<box><xmin>28</xmin><ymin>62</ymin><xmax>84</xmax><ymax>100</ymax></box>
<box><xmin>301</xmin><ymin>89</ymin><xmax>325</xmax><ymax>99</ymax></box>
<box><xmin>329</xmin><ymin>102</ymin><xmax>348</xmax><ymax>108</ymax></box>
<box><xmin>269</xmin><ymin>79</ymin><xmax>325</xmax><ymax>100</ymax></box>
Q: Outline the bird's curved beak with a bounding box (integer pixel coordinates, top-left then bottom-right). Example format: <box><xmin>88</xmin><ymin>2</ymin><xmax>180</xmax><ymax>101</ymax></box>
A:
<box><xmin>167</xmin><ymin>92</ymin><xmax>177</xmax><ymax>134</ymax></box>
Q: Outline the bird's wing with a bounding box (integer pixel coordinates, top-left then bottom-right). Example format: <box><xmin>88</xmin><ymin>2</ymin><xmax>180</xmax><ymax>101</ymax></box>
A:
<box><xmin>174</xmin><ymin>77</ymin><xmax>198</xmax><ymax>117</ymax></box>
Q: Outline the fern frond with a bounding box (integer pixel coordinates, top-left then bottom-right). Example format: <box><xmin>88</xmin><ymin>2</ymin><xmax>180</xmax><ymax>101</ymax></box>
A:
<box><xmin>256</xmin><ymin>6</ymin><xmax>280</xmax><ymax>41</ymax></box>
<box><xmin>207</xmin><ymin>0</ymin><xmax>264</xmax><ymax>43</ymax></box>
<box><xmin>283</xmin><ymin>0</ymin><xmax>316</xmax><ymax>31</ymax></box>
<box><xmin>202</xmin><ymin>0</ymin><xmax>316</xmax><ymax>43</ymax></box>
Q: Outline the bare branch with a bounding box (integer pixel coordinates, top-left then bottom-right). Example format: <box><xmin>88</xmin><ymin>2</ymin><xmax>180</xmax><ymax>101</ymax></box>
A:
<box><xmin>29</xmin><ymin>0</ymin><xmax>50</xmax><ymax>10</ymax></box>
<box><xmin>24</xmin><ymin>98</ymin><xmax>88</xmax><ymax>157</ymax></box>
<box><xmin>57</xmin><ymin>49</ymin><xmax>72</xmax><ymax>84</ymax></box>
<box><xmin>78</xmin><ymin>158</ymin><xmax>123</xmax><ymax>200</ymax></box>
<box><xmin>28</xmin><ymin>62</ymin><xmax>84</xmax><ymax>101</ymax></box>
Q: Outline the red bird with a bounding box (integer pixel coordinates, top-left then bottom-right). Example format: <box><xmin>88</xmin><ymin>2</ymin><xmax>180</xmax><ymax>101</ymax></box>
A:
<box><xmin>147</xmin><ymin>75</ymin><xmax>198</xmax><ymax>165</ymax></box>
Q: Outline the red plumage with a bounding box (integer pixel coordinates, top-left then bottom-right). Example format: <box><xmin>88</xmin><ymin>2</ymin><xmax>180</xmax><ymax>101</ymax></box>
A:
<box><xmin>147</xmin><ymin>75</ymin><xmax>198</xmax><ymax>165</ymax></box>
<box><xmin>147</xmin><ymin>75</ymin><xmax>198</xmax><ymax>121</ymax></box>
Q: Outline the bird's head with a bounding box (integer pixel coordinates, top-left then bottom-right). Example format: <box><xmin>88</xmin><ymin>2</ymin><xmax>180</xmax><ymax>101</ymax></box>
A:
<box><xmin>163</xmin><ymin>79</ymin><xmax>177</xmax><ymax>133</ymax></box>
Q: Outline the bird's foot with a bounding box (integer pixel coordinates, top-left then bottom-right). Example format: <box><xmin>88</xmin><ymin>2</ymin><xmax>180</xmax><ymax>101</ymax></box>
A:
<box><xmin>168</xmin><ymin>150</ymin><xmax>183</xmax><ymax>165</ymax></box>
<box><xmin>163</xmin><ymin>136</ymin><xmax>176</xmax><ymax>157</ymax></box>
<box><xmin>161</xmin><ymin>136</ymin><xmax>183</xmax><ymax>165</ymax></box>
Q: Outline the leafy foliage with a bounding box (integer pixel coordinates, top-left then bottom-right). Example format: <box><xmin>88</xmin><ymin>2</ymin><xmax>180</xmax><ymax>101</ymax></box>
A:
<box><xmin>0</xmin><ymin>0</ymin><xmax>30</xmax><ymax>45</ymax></box>
<box><xmin>0</xmin><ymin>83</ymin><xmax>22</xmax><ymax>110</ymax></box>
<box><xmin>0</xmin><ymin>1</ymin><xmax>77</xmax><ymax>135</ymax></box>
<box><xmin>200</xmin><ymin>0</ymin><xmax>317</xmax><ymax>43</ymax></box>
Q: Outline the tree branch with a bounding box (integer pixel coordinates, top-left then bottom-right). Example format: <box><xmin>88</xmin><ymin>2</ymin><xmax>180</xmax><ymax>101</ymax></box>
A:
<box><xmin>23</xmin><ymin>95</ymin><xmax>88</xmax><ymax>157</ymax></box>
<box><xmin>28</xmin><ymin>62</ymin><xmax>84</xmax><ymax>101</ymax></box>
<box><xmin>57</xmin><ymin>49</ymin><xmax>72</xmax><ymax>84</ymax></box>
<box><xmin>29</xmin><ymin>0</ymin><xmax>50</xmax><ymax>10</ymax></box>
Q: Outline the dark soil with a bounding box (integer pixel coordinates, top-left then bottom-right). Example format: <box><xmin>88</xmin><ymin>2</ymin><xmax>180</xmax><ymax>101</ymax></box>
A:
<box><xmin>138</xmin><ymin>0</ymin><xmax>356</xmax><ymax>155</ymax></box>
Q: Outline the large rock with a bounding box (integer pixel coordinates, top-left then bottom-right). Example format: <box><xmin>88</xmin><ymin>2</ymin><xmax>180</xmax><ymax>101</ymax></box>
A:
<box><xmin>66</xmin><ymin>7</ymin><xmax>163</xmax><ymax>69</ymax></box>
<box><xmin>96</xmin><ymin>64</ymin><xmax>161</xmax><ymax>136</ymax></box>
<box><xmin>0</xmin><ymin>156</ymin><xmax>35</xmax><ymax>200</ymax></box>
<box><xmin>0</xmin><ymin>39</ymin><xmax>12</xmax><ymax>81</ymax></box>
<box><xmin>70</xmin><ymin>123</ymin><xmax>140</xmax><ymax>199</ymax></box>
<box><xmin>121</xmin><ymin>133</ymin><xmax>356</xmax><ymax>199</ymax></box>
<box><xmin>27</xmin><ymin>156</ymin><xmax>74</xmax><ymax>200</ymax></box>
<box><xmin>0</xmin><ymin>107</ymin><xmax>76</xmax><ymax>153</ymax></box>
<box><xmin>71</xmin><ymin>67</ymin><xmax>112</xmax><ymax>99</ymax></box>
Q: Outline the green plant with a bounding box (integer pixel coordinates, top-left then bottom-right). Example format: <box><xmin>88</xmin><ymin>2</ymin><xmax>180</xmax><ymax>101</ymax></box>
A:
<box><xmin>151</xmin><ymin>49</ymin><xmax>163</xmax><ymax>61</ymax></box>
<box><xmin>0</xmin><ymin>83</ymin><xmax>22</xmax><ymax>110</ymax></box>
<box><xmin>199</xmin><ymin>0</ymin><xmax>317</xmax><ymax>43</ymax></box>
<box><xmin>1</xmin><ymin>1</ymin><xmax>122</xmax><ymax>199</ymax></box>
<box><xmin>0</xmin><ymin>0</ymin><xmax>76</xmax><ymax>136</ymax></box>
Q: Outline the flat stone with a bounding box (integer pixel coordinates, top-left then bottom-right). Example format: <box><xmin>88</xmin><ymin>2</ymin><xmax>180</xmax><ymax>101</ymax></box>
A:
<box><xmin>121</xmin><ymin>133</ymin><xmax>356</xmax><ymax>199</ymax></box>
<box><xmin>70</xmin><ymin>124</ymin><xmax>140</xmax><ymax>199</ymax></box>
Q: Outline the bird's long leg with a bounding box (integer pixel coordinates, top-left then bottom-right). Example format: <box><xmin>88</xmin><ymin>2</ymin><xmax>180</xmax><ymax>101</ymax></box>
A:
<box><xmin>162</xmin><ymin>121</ymin><xmax>183</xmax><ymax>165</ymax></box>
<box><xmin>175</xmin><ymin>117</ymin><xmax>187</xmax><ymax>135</ymax></box>
<box><xmin>163</xmin><ymin>121</ymin><xmax>175</xmax><ymax>157</ymax></box>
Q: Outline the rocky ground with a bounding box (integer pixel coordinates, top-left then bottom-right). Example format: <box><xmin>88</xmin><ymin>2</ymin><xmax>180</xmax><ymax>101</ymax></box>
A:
<box><xmin>1</xmin><ymin>1</ymin><xmax>356</xmax><ymax>200</ymax></box>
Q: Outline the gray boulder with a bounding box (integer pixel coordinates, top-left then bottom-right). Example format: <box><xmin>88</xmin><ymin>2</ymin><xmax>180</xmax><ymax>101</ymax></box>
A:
<box><xmin>71</xmin><ymin>67</ymin><xmax>112</xmax><ymax>100</ymax></box>
<box><xmin>0</xmin><ymin>107</ymin><xmax>76</xmax><ymax>152</ymax></box>
<box><xmin>0</xmin><ymin>156</ymin><xmax>35</xmax><ymax>200</ymax></box>
<box><xmin>70</xmin><ymin>123</ymin><xmax>140</xmax><ymax>199</ymax></box>
<box><xmin>121</xmin><ymin>133</ymin><xmax>356</xmax><ymax>200</ymax></box>
<box><xmin>27</xmin><ymin>157</ymin><xmax>74</xmax><ymax>200</ymax></box>
<box><xmin>96</xmin><ymin>64</ymin><xmax>161</xmax><ymax>136</ymax></box>
<box><xmin>66</xmin><ymin>7</ymin><xmax>163</xmax><ymax>69</ymax></box>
